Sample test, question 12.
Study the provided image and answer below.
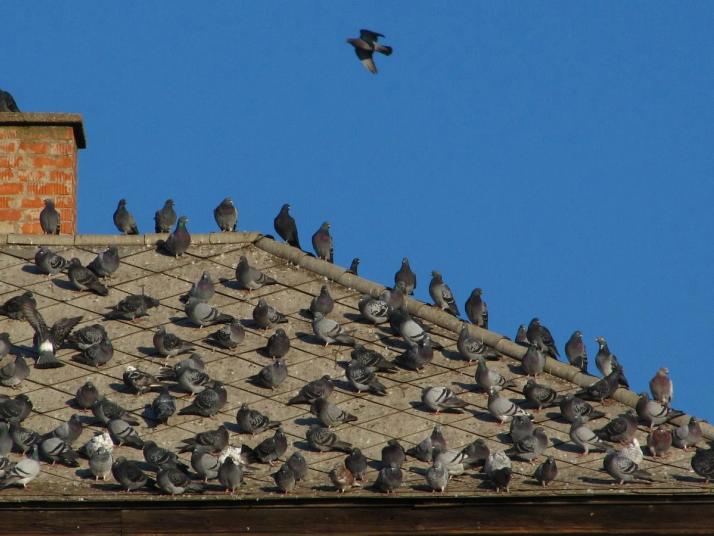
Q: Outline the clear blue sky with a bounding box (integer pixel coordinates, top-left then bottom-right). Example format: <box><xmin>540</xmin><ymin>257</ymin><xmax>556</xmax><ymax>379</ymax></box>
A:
<box><xmin>4</xmin><ymin>2</ymin><xmax>713</xmax><ymax>420</ymax></box>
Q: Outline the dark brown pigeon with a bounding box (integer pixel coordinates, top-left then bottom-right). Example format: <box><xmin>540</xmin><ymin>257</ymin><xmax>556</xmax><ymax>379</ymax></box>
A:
<box><xmin>346</xmin><ymin>29</ymin><xmax>393</xmax><ymax>74</ymax></box>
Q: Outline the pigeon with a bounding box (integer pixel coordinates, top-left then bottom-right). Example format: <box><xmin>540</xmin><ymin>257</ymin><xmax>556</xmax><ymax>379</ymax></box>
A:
<box><xmin>347</xmin><ymin>258</ymin><xmax>360</xmax><ymax>275</ymax></box>
<box><xmin>112</xmin><ymin>457</ymin><xmax>153</xmax><ymax>492</ymax></box>
<box><xmin>113</xmin><ymin>199</ymin><xmax>139</xmax><ymax>234</ymax></box>
<box><xmin>89</xmin><ymin>448</ymin><xmax>113</xmax><ymax>481</ymax></box>
<box><xmin>42</xmin><ymin>414</ymin><xmax>83</xmax><ymax>445</ymax></box>
<box><xmin>39</xmin><ymin>437</ymin><xmax>79</xmax><ymax>466</ymax></box>
<box><xmin>243</xmin><ymin>427</ymin><xmax>288</xmax><ymax>465</ymax></box>
<box><xmin>39</xmin><ymin>199</ymin><xmax>60</xmax><ymax>234</ymax></box>
<box><xmin>380</xmin><ymin>439</ymin><xmax>406</xmax><ymax>467</ymax></box>
<box><xmin>0</xmin><ymin>424</ymin><xmax>12</xmax><ymax>456</ymax></box>
<box><xmin>312</xmin><ymin>222</ymin><xmax>333</xmax><ymax>262</ymax></box>
<box><xmin>106</xmin><ymin>293</ymin><xmax>159</xmax><ymax>321</ymax></box>
<box><xmin>159</xmin><ymin>216</ymin><xmax>191</xmax><ymax>257</ymax></box>
<box><xmin>273</xmin><ymin>463</ymin><xmax>296</xmax><ymax>493</ymax></box>
<box><xmin>509</xmin><ymin>415</ymin><xmax>535</xmax><ymax>444</ymax></box>
<box><xmin>10</xmin><ymin>424</ymin><xmax>40</xmax><ymax>454</ymax></box>
<box><xmin>435</xmin><ymin>440</ymin><xmax>490</xmax><ymax>476</ymax></box>
<box><xmin>375</xmin><ymin>462</ymin><xmax>402</xmax><ymax>494</ymax></box>
<box><xmin>594</xmin><ymin>337</ymin><xmax>630</xmax><ymax>387</ymax></box>
<box><xmin>330</xmin><ymin>462</ymin><xmax>355</xmax><ymax>493</ymax></box>
<box><xmin>534</xmin><ymin>456</ymin><xmax>558</xmax><ymax>487</ymax></box>
<box><xmin>21</xmin><ymin>299</ymin><xmax>82</xmax><ymax>369</ymax></box>
<box><xmin>425</xmin><ymin>460</ymin><xmax>450</xmax><ymax>492</ymax></box>
<box><xmin>265</xmin><ymin>328</ymin><xmax>290</xmax><ymax>358</ymax></box>
<box><xmin>390</xmin><ymin>306</ymin><xmax>439</xmax><ymax>348</ymax></box>
<box><xmin>179</xmin><ymin>271</ymin><xmax>215</xmax><ymax>304</ymax></box>
<box><xmin>0</xmin><ymin>333</ymin><xmax>9</xmax><ymax>359</ymax></box>
<box><xmin>157</xmin><ymin>465</ymin><xmax>203</xmax><ymax>495</ymax></box>
<box><xmin>569</xmin><ymin>418</ymin><xmax>608</xmax><ymax>456</ymax></box>
<box><xmin>211</xmin><ymin>321</ymin><xmax>246</xmax><ymax>350</ymax></box>
<box><xmin>177</xmin><ymin>425</ymin><xmax>229</xmax><ymax>454</ymax></box>
<box><xmin>407</xmin><ymin>425</ymin><xmax>447</xmax><ymax>462</ymax></box>
<box><xmin>306</xmin><ymin>425</ymin><xmax>352</xmax><ymax>453</ymax></box>
<box><xmin>68</xmin><ymin>324</ymin><xmax>108</xmax><ymax>350</ymax></box>
<box><xmin>620</xmin><ymin>438</ymin><xmax>644</xmax><ymax>465</ymax></box>
<box><xmin>122</xmin><ymin>365</ymin><xmax>161</xmax><ymax>395</ymax></box>
<box><xmin>351</xmin><ymin>344</ymin><xmax>397</xmax><ymax>372</ymax></box>
<box><xmin>346</xmin><ymin>360</ymin><xmax>387</xmax><ymax>395</ymax></box>
<box><xmin>691</xmin><ymin>447</ymin><xmax>714</xmax><ymax>483</ymax></box>
<box><xmin>474</xmin><ymin>357</ymin><xmax>515</xmax><ymax>392</ymax></box>
<box><xmin>0</xmin><ymin>89</ymin><xmax>20</xmax><ymax>112</ymax></box>
<box><xmin>153</xmin><ymin>327</ymin><xmax>194</xmax><ymax>358</ymax></box>
<box><xmin>385</xmin><ymin>283</ymin><xmax>407</xmax><ymax>309</ymax></box>
<box><xmin>559</xmin><ymin>394</ymin><xmax>605</xmax><ymax>423</ymax></box>
<box><xmin>34</xmin><ymin>246</ymin><xmax>69</xmax><ymax>275</ymax></box>
<box><xmin>429</xmin><ymin>271</ymin><xmax>459</xmax><ymax>316</ymax></box>
<box><xmin>672</xmin><ymin>417</ymin><xmax>703</xmax><ymax>450</ymax></box>
<box><xmin>252</xmin><ymin>359</ymin><xmax>288</xmax><ymax>390</ymax></box>
<box><xmin>151</xmin><ymin>387</ymin><xmax>176</xmax><ymax>425</ymax></box>
<box><xmin>487</xmin><ymin>388</ymin><xmax>530</xmax><ymax>424</ymax></box>
<box><xmin>87</xmin><ymin>246</ymin><xmax>120</xmax><ymax>279</ymax></box>
<box><xmin>252</xmin><ymin>298</ymin><xmax>287</xmax><ymax>329</ymax></box>
<box><xmin>650</xmin><ymin>367</ymin><xmax>673</xmax><ymax>407</ymax></box>
<box><xmin>191</xmin><ymin>448</ymin><xmax>221</xmax><ymax>481</ymax></box>
<box><xmin>347</xmin><ymin>29</ymin><xmax>393</xmax><ymax>74</ymax></box>
<box><xmin>214</xmin><ymin>197</ymin><xmax>238</xmax><ymax>232</ymax></box>
<box><xmin>154</xmin><ymin>199</ymin><xmax>176</xmax><ymax>233</ymax></box>
<box><xmin>521</xmin><ymin>344</ymin><xmax>546</xmax><ymax>376</ymax></box>
<box><xmin>458</xmin><ymin>324</ymin><xmax>497</xmax><ymax>363</ymax></box>
<box><xmin>91</xmin><ymin>397</ymin><xmax>139</xmax><ymax>426</ymax></box>
<box><xmin>178</xmin><ymin>382</ymin><xmax>227</xmax><ymax>417</ymax></box>
<box><xmin>0</xmin><ymin>355</ymin><xmax>29</xmax><ymax>388</ymax></box>
<box><xmin>273</xmin><ymin>203</ymin><xmax>301</xmax><ymax>248</ymax></box>
<box><xmin>108</xmin><ymin>419</ymin><xmax>144</xmax><ymax>449</ymax></box>
<box><xmin>73</xmin><ymin>338</ymin><xmax>114</xmax><ymax>367</ymax></box>
<box><xmin>157</xmin><ymin>353</ymin><xmax>205</xmax><ymax>382</ymax></box>
<box><xmin>527</xmin><ymin>318</ymin><xmax>559</xmax><ymax>359</ymax></box>
<box><xmin>465</xmin><ymin>288</ymin><xmax>488</xmax><ymax>328</ymax></box>
<box><xmin>311</xmin><ymin>398</ymin><xmax>358</xmax><ymax>428</ymax></box>
<box><xmin>68</xmin><ymin>258</ymin><xmax>109</xmax><ymax>296</ymax></box>
<box><xmin>75</xmin><ymin>381</ymin><xmax>100</xmax><ymax>410</ymax></box>
<box><xmin>218</xmin><ymin>457</ymin><xmax>244</xmax><ymax>493</ymax></box>
<box><xmin>79</xmin><ymin>431</ymin><xmax>113</xmax><ymax>460</ymax></box>
<box><xmin>564</xmin><ymin>330</ymin><xmax>588</xmax><ymax>373</ymax></box>
<box><xmin>345</xmin><ymin>448</ymin><xmax>368</xmax><ymax>481</ymax></box>
<box><xmin>396</xmin><ymin>335</ymin><xmax>433</xmax><ymax>371</ymax></box>
<box><xmin>505</xmin><ymin>427</ymin><xmax>548</xmax><ymax>462</ymax></box>
<box><xmin>236</xmin><ymin>403</ymin><xmax>280</xmax><ymax>435</ymax></box>
<box><xmin>309</xmin><ymin>285</ymin><xmax>334</xmax><ymax>316</ymax></box>
<box><xmin>0</xmin><ymin>456</ymin><xmax>40</xmax><ymax>489</ymax></box>
<box><xmin>357</xmin><ymin>292</ymin><xmax>390</xmax><ymax>324</ymax></box>
<box><xmin>312</xmin><ymin>312</ymin><xmax>355</xmax><ymax>346</ymax></box>
<box><xmin>636</xmin><ymin>392</ymin><xmax>683</xmax><ymax>429</ymax></box>
<box><xmin>575</xmin><ymin>369</ymin><xmax>626</xmax><ymax>403</ymax></box>
<box><xmin>515</xmin><ymin>324</ymin><xmax>529</xmax><ymax>346</ymax></box>
<box><xmin>603</xmin><ymin>450</ymin><xmax>655</xmax><ymax>485</ymax></box>
<box><xmin>485</xmin><ymin>451</ymin><xmax>512</xmax><ymax>493</ymax></box>
<box><xmin>236</xmin><ymin>256</ymin><xmax>277</xmax><ymax>290</ymax></box>
<box><xmin>0</xmin><ymin>394</ymin><xmax>32</xmax><ymax>423</ymax></box>
<box><xmin>523</xmin><ymin>379</ymin><xmax>562</xmax><ymax>410</ymax></box>
<box><xmin>394</xmin><ymin>257</ymin><xmax>416</xmax><ymax>295</ymax></box>
<box><xmin>421</xmin><ymin>386</ymin><xmax>469</xmax><ymax>414</ymax></box>
<box><xmin>185</xmin><ymin>298</ymin><xmax>234</xmax><ymax>327</ymax></box>
<box><xmin>288</xmin><ymin>375</ymin><xmax>334</xmax><ymax>405</ymax></box>
<box><xmin>287</xmin><ymin>451</ymin><xmax>308</xmax><ymax>481</ymax></box>
<box><xmin>647</xmin><ymin>426</ymin><xmax>673</xmax><ymax>458</ymax></box>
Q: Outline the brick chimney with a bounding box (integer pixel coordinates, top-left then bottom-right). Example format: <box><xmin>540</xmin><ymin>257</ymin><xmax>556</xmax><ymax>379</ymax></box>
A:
<box><xmin>0</xmin><ymin>113</ymin><xmax>86</xmax><ymax>234</ymax></box>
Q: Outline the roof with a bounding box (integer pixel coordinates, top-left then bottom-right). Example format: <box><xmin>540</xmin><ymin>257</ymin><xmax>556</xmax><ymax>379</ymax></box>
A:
<box><xmin>0</xmin><ymin>113</ymin><xmax>87</xmax><ymax>149</ymax></box>
<box><xmin>0</xmin><ymin>232</ymin><xmax>711</xmax><ymax>512</ymax></box>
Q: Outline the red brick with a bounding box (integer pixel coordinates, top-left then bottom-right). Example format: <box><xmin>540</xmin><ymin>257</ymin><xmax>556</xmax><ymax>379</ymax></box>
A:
<box><xmin>53</xmin><ymin>198</ymin><xmax>75</xmax><ymax>208</ymax></box>
<box><xmin>0</xmin><ymin>197</ymin><xmax>13</xmax><ymax>208</ymax></box>
<box><xmin>0</xmin><ymin>183</ymin><xmax>23</xmax><ymax>195</ymax></box>
<box><xmin>0</xmin><ymin>142</ymin><xmax>17</xmax><ymax>152</ymax></box>
<box><xmin>0</xmin><ymin>129</ymin><xmax>18</xmax><ymax>139</ymax></box>
<box><xmin>0</xmin><ymin>208</ymin><xmax>23</xmax><ymax>221</ymax></box>
<box><xmin>21</xmin><ymin>222</ymin><xmax>43</xmax><ymax>234</ymax></box>
<box><xmin>18</xmin><ymin>142</ymin><xmax>49</xmax><ymax>154</ymax></box>
<box><xmin>49</xmin><ymin>170</ymin><xmax>74</xmax><ymax>182</ymax></box>
<box><xmin>20</xmin><ymin>198</ymin><xmax>44</xmax><ymax>209</ymax></box>
<box><xmin>0</xmin><ymin>169</ymin><xmax>14</xmax><ymax>180</ymax></box>
<box><xmin>31</xmin><ymin>155</ymin><xmax>74</xmax><ymax>168</ymax></box>
<box><xmin>26</xmin><ymin>183</ymin><xmax>69</xmax><ymax>196</ymax></box>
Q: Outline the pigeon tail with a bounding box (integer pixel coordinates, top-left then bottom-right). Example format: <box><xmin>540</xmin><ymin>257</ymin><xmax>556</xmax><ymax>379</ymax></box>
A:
<box><xmin>35</xmin><ymin>351</ymin><xmax>64</xmax><ymax>369</ymax></box>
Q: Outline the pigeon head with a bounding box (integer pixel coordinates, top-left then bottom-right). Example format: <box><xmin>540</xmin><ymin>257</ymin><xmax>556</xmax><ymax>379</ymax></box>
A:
<box><xmin>200</xmin><ymin>271</ymin><xmax>211</xmax><ymax>281</ymax></box>
<box><xmin>471</xmin><ymin>288</ymin><xmax>483</xmax><ymax>296</ymax></box>
<box><xmin>118</xmin><ymin>199</ymin><xmax>127</xmax><ymax>207</ymax></box>
<box><xmin>595</xmin><ymin>336</ymin><xmax>607</xmax><ymax>345</ymax></box>
<box><xmin>657</xmin><ymin>367</ymin><xmax>669</xmax><ymax>375</ymax></box>
<box><xmin>275</xmin><ymin>328</ymin><xmax>286</xmax><ymax>336</ymax></box>
<box><xmin>320</xmin><ymin>222</ymin><xmax>330</xmax><ymax>230</ymax></box>
<box><xmin>165</xmin><ymin>199</ymin><xmax>174</xmax><ymax>207</ymax></box>
<box><xmin>431</xmin><ymin>270</ymin><xmax>442</xmax><ymax>279</ymax></box>
<box><xmin>43</xmin><ymin>198</ymin><xmax>55</xmax><ymax>208</ymax></box>
<box><xmin>280</xmin><ymin>203</ymin><xmax>291</xmax><ymax>212</ymax></box>
<box><xmin>222</xmin><ymin>197</ymin><xmax>233</xmax><ymax>206</ymax></box>
<box><xmin>177</xmin><ymin>216</ymin><xmax>189</xmax><ymax>226</ymax></box>
<box><xmin>69</xmin><ymin>258</ymin><xmax>82</xmax><ymax>266</ymax></box>
<box><xmin>125</xmin><ymin>365</ymin><xmax>137</xmax><ymax>373</ymax></box>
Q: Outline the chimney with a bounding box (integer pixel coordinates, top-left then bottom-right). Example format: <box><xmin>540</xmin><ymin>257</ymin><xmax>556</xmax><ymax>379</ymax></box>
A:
<box><xmin>0</xmin><ymin>113</ymin><xmax>86</xmax><ymax>234</ymax></box>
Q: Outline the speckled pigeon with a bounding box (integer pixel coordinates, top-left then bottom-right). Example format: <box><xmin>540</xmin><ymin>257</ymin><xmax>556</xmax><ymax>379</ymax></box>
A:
<box><xmin>21</xmin><ymin>299</ymin><xmax>82</xmax><ymax>368</ymax></box>
<box><xmin>211</xmin><ymin>320</ymin><xmax>245</xmax><ymax>349</ymax></box>
<box><xmin>287</xmin><ymin>375</ymin><xmax>334</xmax><ymax>405</ymax></box>
<box><xmin>351</xmin><ymin>344</ymin><xmax>397</xmax><ymax>372</ymax></box>
<box><xmin>151</xmin><ymin>387</ymin><xmax>176</xmax><ymax>425</ymax></box>
<box><xmin>346</xmin><ymin>360</ymin><xmax>387</xmax><ymax>395</ymax></box>
<box><xmin>526</xmin><ymin>318</ymin><xmax>559</xmax><ymax>359</ymax></box>
<box><xmin>34</xmin><ymin>246</ymin><xmax>68</xmax><ymax>275</ymax></box>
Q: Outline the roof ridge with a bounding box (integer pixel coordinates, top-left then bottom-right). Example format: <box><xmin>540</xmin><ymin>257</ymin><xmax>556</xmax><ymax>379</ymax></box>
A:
<box><xmin>0</xmin><ymin>232</ymin><xmax>263</xmax><ymax>246</ymax></box>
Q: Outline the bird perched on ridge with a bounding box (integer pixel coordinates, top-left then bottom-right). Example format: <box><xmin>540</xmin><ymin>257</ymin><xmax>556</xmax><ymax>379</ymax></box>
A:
<box><xmin>154</xmin><ymin>199</ymin><xmax>176</xmax><ymax>233</ymax></box>
<box><xmin>68</xmin><ymin>258</ymin><xmax>109</xmax><ymax>296</ymax></box>
<box><xmin>312</xmin><ymin>222</ymin><xmax>334</xmax><ymax>262</ymax></box>
<box><xmin>347</xmin><ymin>258</ymin><xmax>360</xmax><ymax>275</ymax></box>
<box><xmin>113</xmin><ymin>199</ymin><xmax>139</xmax><ymax>235</ymax></box>
<box><xmin>650</xmin><ymin>367</ymin><xmax>673</xmax><ymax>407</ymax></box>
<box><xmin>214</xmin><ymin>197</ymin><xmax>237</xmax><ymax>232</ymax></box>
<box><xmin>0</xmin><ymin>89</ymin><xmax>20</xmax><ymax>112</ymax></box>
<box><xmin>274</xmin><ymin>203</ymin><xmax>300</xmax><ymax>248</ymax></box>
<box><xmin>346</xmin><ymin>29</ymin><xmax>393</xmax><ymax>74</ymax></box>
<box><xmin>394</xmin><ymin>257</ymin><xmax>416</xmax><ymax>295</ymax></box>
<box><xmin>465</xmin><ymin>288</ymin><xmax>488</xmax><ymax>328</ymax></box>
<box><xmin>594</xmin><ymin>336</ymin><xmax>630</xmax><ymax>387</ymax></box>
<box><xmin>39</xmin><ymin>199</ymin><xmax>60</xmax><ymax>234</ymax></box>
<box><xmin>429</xmin><ymin>271</ymin><xmax>459</xmax><ymax>316</ymax></box>
<box><xmin>158</xmin><ymin>215</ymin><xmax>191</xmax><ymax>257</ymax></box>
<box><xmin>564</xmin><ymin>330</ymin><xmax>588</xmax><ymax>373</ymax></box>
<box><xmin>526</xmin><ymin>318</ymin><xmax>559</xmax><ymax>360</ymax></box>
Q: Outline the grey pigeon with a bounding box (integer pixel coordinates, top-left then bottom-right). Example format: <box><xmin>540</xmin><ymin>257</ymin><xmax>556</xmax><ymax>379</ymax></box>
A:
<box><xmin>22</xmin><ymin>299</ymin><xmax>82</xmax><ymax>369</ymax></box>
<box><xmin>252</xmin><ymin>298</ymin><xmax>287</xmax><ymax>329</ymax></box>
<box><xmin>177</xmin><ymin>425</ymin><xmax>229</xmax><ymax>454</ymax></box>
<box><xmin>691</xmin><ymin>447</ymin><xmax>714</xmax><ymax>483</ymax></box>
<box><xmin>569</xmin><ymin>418</ymin><xmax>608</xmax><ymax>456</ymax></box>
<box><xmin>672</xmin><ymin>416</ymin><xmax>703</xmax><ymax>450</ymax></box>
<box><xmin>396</xmin><ymin>334</ymin><xmax>433</xmax><ymax>371</ymax></box>
<box><xmin>273</xmin><ymin>463</ymin><xmax>296</xmax><ymax>493</ymax></box>
<box><xmin>159</xmin><ymin>216</ymin><xmax>191</xmax><ymax>257</ymax></box>
<box><xmin>0</xmin><ymin>424</ymin><xmax>12</xmax><ymax>456</ymax></box>
<box><xmin>287</xmin><ymin>451</ymin><xmax>308</xmax><ymax>481</ymax></box>
<box><xmin>311</xmin><ymin>222</ymin><xmax>333</xmax><ymax>262</ymax></box>
<box><xmin>92</xmin><ymin>397</ymin><xmax>139</xmax><ymax>426</ymax></box>
<box><xmin>465</xmin><ymin>288</ymin><xmax>488</xmax><ymax>328</ymax></box>
<box><xmin>565</xmin><ymin>330</ymin><xmax>588</xmax><ymax>373</ymax></box>
<box><xmin>522</xmin><ymin>345</ymin><xmax>545</xmax><ymax>376</ymax></box>
<box><xmin>153</xmin><ymin>327</ymin><xmax>194</xmax><ymax>358</ymax></box>
<box><xmin>351</xmin><ymin>344</ymin><xmax>397</xmax><ymax>372</ymax></box>
<box><xmin>381</xmin><ymin>440</ymin><xmax>405</xmax><ymax>467</ymax></box>
<box><xmin>345</xmin><ymin>448</ymin><xmax>368</xmax><ymax>481</ymax></box>
<box><xmin>74</xmin><ymin>338</ymin><xmax>114</xmax><ymax>367</ymax></box>
<box><xmin>394</xmin><ymin>257</ymin><xmax>416</xmax><ymax>295</ymax></box>
<box><xmin>515</xmin><ymin>324</ymin><xmax>529</xmax><ymax>346</ymax></box>
<box><xmin>211</xmin><ymin>320</ymin><xmax>245</xmax><ymax>349</ymax></box>
<box><xmin>185</xmin><ymin>298</ymin><xmax>234</xmax><ymax>327</ymax></box>
<box><xmin>274</xmin><ymin>203</ymin><xmax>300</xmax><ymax>248</ymax></box>
<box><xmin>347</xmin><ymin>29</ymin><xmax>393</xmax><ymax>75</ymax></box>
<box><xmin>218</xmin><ymin>457</ymin><xmax>244</xmax><ymax>493</ymax></box>
<box><xmin>10</xmin><ymin>424</ymin><xmax>40</xmax><ymax>454</ymax></box>
<box><xmin>89</xmin><ymin>448</ymin><xmax>113</xmax><ymax>481</ymax></box>
<box><xmin>509</xmin><ymin>415</ymin><xmax>535</xmax><ymax>444</ymax></box>
<box><xmin>309</xmin><ymin>285</ymin><xmax>334</xmax><ymax>316</ymax></box>
<box><xmin>88</xmin><ymin>246</ymin><xmax>120</xmax><ymax>279</ymax></box>
<box><xmin>288</xmin><ymin>375</ymin><xmax>333</xmax><ymax>405</ymax></box>
<box><xmin>243</xmin><ymin>427</ymin><xmax>288</xmax><ymax>465</ymax></box>
<box><xmin>650</xmin><ymin>367</ymin><xmax>673</xmax><ymax>407</ymax></box>
<box><xmin>179</xmin><ymin>271</ymin><xmax>214</xmax><ymax>304</ymax></box>
<box><xmin>407</xmin><ymin>425</ymin><xmax>446</xmax><ymax>462</ymax></box>
<box><xmin>421</xmin><ymin>386</ymin><xmax>468</xmax><ymax>414</ymax></box>
<box><xmin>505</xmin><ymin>427</ymin><xmax>548</xmax><ymax>462</ymax></box>
<box><xmin>603</xmin><ymin>450</ymin><xmax>654</xmax><ymax>485</ymax></box>
<box><xmin>157</xmin><ymin>353</ymin><xmax>205</xmax><ymax>382</ymax></box>
<box><xmin>390</xmin><ymin>306</ymin><xmax>436</xmax><ymax>348</ymax></box>
<box><xmin>191</xmin><ymin>448</ymin><xmax>220</xmax><ymax>481</ymax></box>
<box><xmin>485</xmin><ymin>451</ymin><xmax>512</xmax><ymax>493</ymax></box>
<box><xmin>75</xmin><ymin>381</ymin><xmax>100</xmax><ymax>410</ymax></box>
<box><xmin>236</xmin><ymin>403</ymin><xmax>280</xmax><ymax>435</ymax></box>
<box><xmin>39</xmin><ymin>436</ymin><xmax>79</xmax><ymax>466</ymax></box>
<box><xmin>311</xmin><ymin>398</ymin><xmax>357</xmax><ymax>428</ymax></box>
<box><xmin>357</xmin><ymin>292</ymin><xmax>390</xmax><ymax>324</ymax></box>
<box><xmin>636</xmin><ymin>392</ymin><xmax>683</xmax><ymax>429</ymax></box>
<box><xmin>435</xmin><ymin>440</ymin><xmax>490</xmax><ymax>476</ymax></box>
<box><xmin>426</xmin><ymin>460</ymin><xmax>449</xmax><ymax>492</ymax></box>
<box><xmin>214</xmin><ymin>197</ymin><xmax>237</xmax><ymax>232</ymax></box>
<box><xmin>475</xmin><ymin>357</ymin><xmax>515</xmax><ymax>392</ymax></box>
<box><xmin>312</xmin><ymin>312</ymin><xmax>354</xmax><ymax>346</ymax></box>
<box><xmin>39</xmin><ymin>199</ymin><xmax>60</xmax><ymax>234</ymax></box>
<box><xmin>647</xmin><ymin>426</ymin><xmax>673</xmax><ymax>458</ymax></box>
<box><xmin>106</xmin><ymin>293</ymin><xmax>159</xmax><ymax>321</ymax></box>
<box><xmin>0</xmin><ymin>394</ymin><xmax>32</xmax><ymax>423</ymax></box>
<box><xmin>329</xmin><ymin>462</ymin><xmax>355</xmax><ymax>493</ymax></box>
<box><xmin>487</xmin><ymin>388</ymin><xmax>530</xmax><ymax>424</ymax></box>
<box><xmin>157</xmin><ymin>465</ymin><xmax>203</xmax><ymax>494</ymax></box>
<box><xmin>265</xmin><ymin>328</ymin><xmax>290</xmax><ymax>358</ymax></box>
<box><xmin>178</xmin><ymin>382</ymin><xmax>228</xmax><ymax>417</ymax></box>
<box><xmin>0</xmin><ymin>332</ymin><xmax>9</xmax><ymax>359</ymax></box>
<box><xmin>108</xmin><ymin>419</ymin><xmax>144</xmax><ymax>449</ymax></box>
<box><xmin>347</xmin><ymin>257</ymin><xmax>360</xmax><ymax>275</ymax></box>
<box><xmin>0</xmin><ymin>355</ymin><xmax>29</xmax><ymax>388</ymax></box>
<box><xmin>575</xmin><ymin>369</ymin><xmax>626</xmax><ymax>402</ymax></box>
<box><xmin>123</xmin><ymin>365</ymin><xmax>161</xmax><ymax>395</ymax></box>
<box><xmin>79</xmin><ymin>431</ymin><xmax>113</xmax><ymax>460</ymax></box>
<box><xmin>34</xmin><ymin>246</ymin><xmax>68</xmax><ymax>275</ymax></box>
<box><xmin>113</xmin><ymin>199</ymin><xmax>139</xmax><ymax>234</ymax></box>
<box><xmin>458</xmin><ymin>324</ymin><xmax>496</xmax><ymax>363</ymax></box>
<box><xmin>112</xmin><ymin>457</ymin><xmax>152</xmax><ymax>492</ymax></box>
<box><xmin>594</xmin><ymin>336</ymin><xmax>630</xmax><ymax>388</ymax></box>
<box><xmin>559</xmin><ymin>394</ymin><xmax>605</xmax><ymax>423</ymax></box>
<box><xmin>0</xmin><ymin>456</ymin><xmax>40</xmax><ymax>489</ymax></box>
<box><xmin>429</xmin><ymin>271</ymin><xmax>459</xmax><ymax>316</ymax></box>
<box><xmin>375</xmin><ymin>463</ymin><xmax>402</xmax><ymax>494</ymax></box>
<box><xmin>252</xmin><ymin>359</ymin><xmax>288</xmax><ymax>390</ymax></box>
<box><xmin>306</xmin><ymin>425</ymin><xmax>352</xmax><ymax>453</ymax></box>
<box><xmin>151</xmin><ymin>387</ymin><xmax>176</xmax><ymax>425</ymax></box>
<box><xmin>527</xmin><ymin>318</ymin><xmax>559</xmax><ymax>359</ymax></box>
<box><xmin>42</xmin><ymin>414</ymin><xmax>82</xmax><ymax>445</ymax></box>
<box><xmin>68</xmin><ymin>258</ymin><xmax>108</xmax><ymax>296</ymax></box>
<box><xmin>236</xmin><ymin>255</ymin><xmax>277</xmax><ymax>290</ymax></box>
<box><xmin>523</xmin><ymin>379</ymin><xmax>562</xmax><ymax>410</ymax></box>
<box><xmin>0</xmin><ymin>89</ymin><xmax>20</xmax><ymax>112</ymax></box>
<box><xmin>68</xmin><ymin>323</ymin><xmax>108</xmax><ymax>350</ymax></box>
<box><xmin>346</xmin><ymin>360</ymin><xmax>387</xmax><ymax>396</ymax></box>
<box><xmin>534</xmin><ymin>456</ymin><xmax>558</xmax><ymax>487</ymax></box>
<box><xmin>154</xmin><ymin>199</ymin><xmax>176</xmax><ymax>233</ymax></box>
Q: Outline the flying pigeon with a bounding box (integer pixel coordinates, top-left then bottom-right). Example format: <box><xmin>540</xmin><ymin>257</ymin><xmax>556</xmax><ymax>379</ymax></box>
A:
<box><xmin>39</xmin><ymin>199</ymin><xmax>60</xmax><ymax>234</ymax></box>
<box><xmin>87</xmin><ymin>246</ymin><xmax>120</xmax><ymax>279</ymax></box>
<box><xmin>236</xmin><ymin>255</ymin><xmax>277</xmax><ymax>290</ymax></box>
<box><xmin>0</xmin><ymin>89</ymin><xmax>20</xmax><ymax>112</ymax></box>
<box><xmin>311</xmin><ymin>222</ymin><xmax>333</xmax><ymax>262</ymax></box>
<box><xmin>214</xmin><ymin>197</ymin><xmax>238</xmax><ymax>232</ymax></box>
<box><xmin>68</xmin><ymin>258</ymin><xmax>109</xmax><ymax>296</ymax></box>
<box><xmin>465</xmin><ymin>288</ymin><xmax>488</xmax><ymax>328</ymax></box>
<box><xmin>34</xmin><ymin>246</ymin><xmax>68</xmax><ymax>275</ymax></box>
<box><xmin>564</xmin><ymin>330</ymin><xmax>588</xmax><ymax>373</ymax></box>
<box><xmin>346</xmin><ymin>29</ymin><xmax>393</xmax><ymax>74</ymax></box>
<box><xmin>154</xmin><ymin>199</ymin><xmax>176</xmax><ymax>233</ymax></box>
<box><xmin>106</xmin><ymin>293</ymin><xmax>159</xmax><ymax>321</ymax></box>
<box><xmin>274</xmin><ymin>203</ymin><xmax>300</xmax><ymax>248</ymax></box>
<box><xmin>394</xmin><ymin>257</ymin><xmax>416</xmax><ymax>295</ymax></box>
<box><xmin>113</xmin><ymin>199</ymin><xmax>139</xmax><ymax>235</ymax></box>
<box><xmin>159</xmin><ymin>216</ymin><xmax>191</xmax><ymax>257</ymax></box>
<box><xmin>429</xmin><ymin>271</ymin><xmax>459</xmax><ymax>316</ymax></box>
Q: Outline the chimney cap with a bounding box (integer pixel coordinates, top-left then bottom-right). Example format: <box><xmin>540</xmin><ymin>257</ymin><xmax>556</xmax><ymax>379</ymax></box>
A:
<box><xmin>0</xmin><ymin>112</ymin><xmax>86</xmax><ymax>148</ymax></box>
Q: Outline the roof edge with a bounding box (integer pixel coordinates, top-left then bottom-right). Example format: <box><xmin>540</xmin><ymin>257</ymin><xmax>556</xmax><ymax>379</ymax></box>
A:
<box><xmin>0</xmin><ymin>112</ymin><xmax>87</xmax><ymax>149</ymax></box>
<box><xmin>0</xmin><ymin>232</ymin><xmax>263</xmax><ymax>246</ymax></box>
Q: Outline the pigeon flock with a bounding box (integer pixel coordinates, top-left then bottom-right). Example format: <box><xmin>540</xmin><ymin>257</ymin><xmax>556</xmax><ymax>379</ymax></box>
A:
<box><xmin>0</xmin><ymin>194</ymin><xmax>708</xmax><ymax>498</ymax></box>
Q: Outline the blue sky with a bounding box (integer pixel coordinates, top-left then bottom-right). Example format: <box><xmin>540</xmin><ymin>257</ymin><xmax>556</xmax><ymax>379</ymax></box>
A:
<box><xmin>4</xmin><ymin>2</ymin><xmax>713</xmax><ymax>420</ymax></box>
